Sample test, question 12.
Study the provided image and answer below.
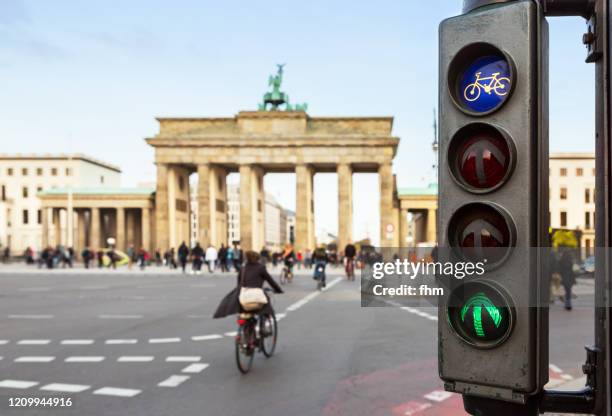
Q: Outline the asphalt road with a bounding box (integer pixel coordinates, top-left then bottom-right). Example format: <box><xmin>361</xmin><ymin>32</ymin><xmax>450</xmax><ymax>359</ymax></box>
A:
<box><xmin>0</xmin><ymin>264</ymin><xmax>595</xmax><ymax>416</ymax></box>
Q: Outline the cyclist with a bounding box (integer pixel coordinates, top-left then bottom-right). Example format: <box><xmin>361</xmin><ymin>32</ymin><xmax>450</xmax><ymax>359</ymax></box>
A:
<box><xmin>312</xmin><ymin>245</ymin><xmax>328</xmax><ymax>289</ymax></box>
<box><xmin>281</xmin><ymin>244</ymin><xmax>296</xmax><ymax>281</ymax></box>
<box><xmin>344</xmin><ymin>243</ymin><xmax>357</xmax><ymax>280</ymax></box>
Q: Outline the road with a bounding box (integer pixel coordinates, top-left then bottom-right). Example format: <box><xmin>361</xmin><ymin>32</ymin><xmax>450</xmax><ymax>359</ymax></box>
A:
<box><xmin>0</xmin><ymin>264</ymin><xmax>594</xmax><ymax>416</ymax></box>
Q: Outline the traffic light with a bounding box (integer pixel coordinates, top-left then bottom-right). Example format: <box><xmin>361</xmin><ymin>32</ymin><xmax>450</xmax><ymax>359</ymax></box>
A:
<box><xmin>438</xmin><ymin>0</ymin><xmax>549</xmax><ymax>406</ymax></box>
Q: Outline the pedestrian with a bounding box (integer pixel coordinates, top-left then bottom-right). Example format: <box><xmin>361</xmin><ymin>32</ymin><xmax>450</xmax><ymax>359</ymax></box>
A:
<box><xmin>137</xmin><ymin>247</ymin><xmax>147</xmax><ymax>270</ymax></box>
<box><xmin>155</xmin><ymin>249</ymin><xmax>162</xmax><ymax>266</ymax></box>
<box><xmin>304</xmin><ymin>249</ymin><xmax>312</xmax><ymax>269</ymax></box>
<box><xmin>218</xmin><ymin>243</ymin><xmax>228</xmax><ymax>272</ymax></box>
<box><xmin>81</xmin><ymin>247</ymin><xmax>92</xmax><ymax>269</ymax></box>
<box><xmin>549</xmin><ymin>251</ymin><xmax>562</xmax><ymax>304</ymax></box>
<box><xmin>127</xmin><ymin>244</ymin><xmax>135</xmax><ymax>270</ymax></box>
<box><xmin>97</xmin><ymin>249</ymin><xmax>104</xmax><ymax>268</ymax></box>
<box><xmin>226</xmin><ymin>246</ymin><xmax>234</xmax><ymax>271</ymax></box>
<box><xmin>260</xmin><ymin>246</ymin><xmax>270</xmax><ymax>266</ymax></box>
<box><xmin>559</xmin><ymin>249</ymin><xmax>576</xmax><ymax>310</ymax></box>
<box><xmin>205</xmin><ymin>244</ymin><xmax>218</xmax><ymax>273</ymax></box>
<box><xmin>2</xmin><ymin>246</ymin><xmax>10</xmax><ymax>263</ymax></box>
<box><xmin>178</xmin><ymin>242</ymin><xmax>189</xmax><ymax>273</ymax></box>
<box><xmin>191</xmin><ymin>242</ymin><xmax>204</xmax><ymax>274</ymax></box>
<box><xmin>65</xmin><ymin>247</ymin><xmax>74</xmax><ymax>268</ymax></box>
<box><xmin>108</xmin><ymin>248</ymin><xmax>117</xmax><ymax>269</ymax></box>
<box><xmin>168</xmin><ymin>248</ymin><xmax>177</xmax><ymax>269</ymax></box>
<box><xmin>296</xmin><ymin>250</ymin><xmax>303</xmax><ymax>269</ymax></box>
<box><xmin>233</xmin><ymin>243</ymin><xmax>243</xmax><ymax>272</ymax></box>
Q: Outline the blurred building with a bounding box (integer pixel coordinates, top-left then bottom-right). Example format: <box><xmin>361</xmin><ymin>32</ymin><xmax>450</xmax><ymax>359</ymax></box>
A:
<box><xmin>0</xmin><ymin>154</ymin><xmax>120</xmax><ymax>253</ymax></box>
<box><xmin>549</xmin><ymin>152</ymin><xmax>595</xmax><ymax>255</ymax></box>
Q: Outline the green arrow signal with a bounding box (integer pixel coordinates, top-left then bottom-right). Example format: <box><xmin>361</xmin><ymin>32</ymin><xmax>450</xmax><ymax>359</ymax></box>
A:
<box><xmin>460</xmin><ymin>292</ymin><xmax>503</xmax><ymax>338</ymax></box>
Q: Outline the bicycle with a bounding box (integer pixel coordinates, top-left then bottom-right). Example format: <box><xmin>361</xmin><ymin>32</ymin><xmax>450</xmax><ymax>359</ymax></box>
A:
<box><xmin>235</xmin><ymin>289</ymin><xmax>278</xmax><ymax>374</ymax></box>
<box><xmin>463</xmin><ymin>71</ymin><xmax>511</xmax><ymax>102</ymax></box>
<box><xmin>279</xmin><ymin>264</ymin><xmax>293</xmax><ymax>284</ymax></box>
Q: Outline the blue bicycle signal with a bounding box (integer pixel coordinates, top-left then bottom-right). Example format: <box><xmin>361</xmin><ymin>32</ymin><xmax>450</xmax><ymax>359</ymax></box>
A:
<box><xmin>458</xmin><ymin>55</ymin><xmax>512</xmax><ymax>113</ymax></box>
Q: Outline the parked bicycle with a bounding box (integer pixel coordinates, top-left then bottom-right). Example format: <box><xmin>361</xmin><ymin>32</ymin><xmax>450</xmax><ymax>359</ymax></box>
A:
<box><xmin>235</xmin><ymin>289</ymin><xmax>278</xmax><ymax>374</ymax></box>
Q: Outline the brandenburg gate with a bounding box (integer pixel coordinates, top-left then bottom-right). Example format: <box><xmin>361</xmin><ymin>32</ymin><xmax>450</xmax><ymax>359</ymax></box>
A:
<box><xmin>147</xmin><ymin>110</ymin><xmax>399</xmax><ymax>252</ymax></box>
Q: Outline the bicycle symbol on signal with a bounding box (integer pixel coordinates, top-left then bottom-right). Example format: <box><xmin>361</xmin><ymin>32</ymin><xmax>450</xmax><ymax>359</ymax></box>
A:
<box><xmin>463</xmin><ymin>72</ymin><xmax>511</xmax><ymax>102</ymax></box>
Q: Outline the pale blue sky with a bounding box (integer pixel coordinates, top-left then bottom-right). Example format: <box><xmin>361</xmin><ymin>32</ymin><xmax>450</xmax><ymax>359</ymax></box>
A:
<box><xmin>0</xmin><ymin>1</ymin><xmax>594</xmax><ymax>244</ymax></box>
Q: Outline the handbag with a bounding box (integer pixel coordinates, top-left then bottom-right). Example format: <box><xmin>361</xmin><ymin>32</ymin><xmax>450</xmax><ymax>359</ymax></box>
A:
<box><xmin>238</xmin><ymin>268</ymin><xmax>268</xmax><ymax>311</ymax></box>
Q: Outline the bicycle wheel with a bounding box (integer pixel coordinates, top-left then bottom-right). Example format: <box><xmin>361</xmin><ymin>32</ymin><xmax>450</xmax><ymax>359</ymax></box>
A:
<box><xmin>260</xmin><ymin>313</ymin><xmax>277</xmax><ymax>358</ymax></box>
<box><xmin>463</xmin><ymin>83</ymin><xmax>481</xmax><ymax>102</ymax></box>
<box><xmin>280</xmin><ymin>269</ymin><xmax>286</xmax><ymax>284</ymax></box>
<box><xmin>235</xmin><ymin>323</ymin><xmax>255</xmax><ymax>374</ymax></box>
<box><xmin>493</xmin><ymin>77</ymin><xmax>511</xmax><ymax>96</ymax></box>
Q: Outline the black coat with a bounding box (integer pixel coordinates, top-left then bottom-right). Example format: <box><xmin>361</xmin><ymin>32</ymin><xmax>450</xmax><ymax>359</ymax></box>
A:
<box><xmin>213</xmin><ymin>263</ymin><xmax>283</xmax><ymax>319</ymax></box>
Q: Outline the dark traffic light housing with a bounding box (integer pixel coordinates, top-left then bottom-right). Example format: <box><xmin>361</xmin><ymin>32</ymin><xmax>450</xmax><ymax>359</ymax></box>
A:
<box><xmin>438</xmin><ymin>0</ymin><xmax>549</xmax><ymax>404</ymax></box>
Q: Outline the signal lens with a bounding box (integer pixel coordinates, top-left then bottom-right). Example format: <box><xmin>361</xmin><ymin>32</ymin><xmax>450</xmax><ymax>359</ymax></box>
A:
<box><xmin>448</xmin><ymin>123</ymin><xmax>515</xmax><ymax>193</ymax></box>
<box><xmin>448</xmin><ymin>43</ymin><xmax>514</xmax><ymax>115</ymax></box>
<box><xmin>447</xmin><ymin>202</ymin><xmax>516</xmax><ymax>266</ymax></box>
<box><xmin>447</xmin><ymin>281</ymin><xmax>514</xmax><ymax>348</ymax></box>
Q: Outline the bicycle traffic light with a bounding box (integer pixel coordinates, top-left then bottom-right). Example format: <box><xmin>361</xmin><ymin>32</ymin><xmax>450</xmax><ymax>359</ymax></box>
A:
<box><xmin>438</xmin><ymin>0</ymin><xmax>549</xmax><ymax>404</ymax></box>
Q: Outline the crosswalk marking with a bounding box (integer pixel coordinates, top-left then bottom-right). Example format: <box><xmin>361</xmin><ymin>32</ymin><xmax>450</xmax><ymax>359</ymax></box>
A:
<box><xmin>181</xmin><ymin>363</ymin><xmax>209</xmax><ymax>374</ymax></box>
<box><xmin>93</xmin><ymin>387</ymin><xmax>141</xmax><ymax>397</ymax></box>
<box><xmin>0</xmin><ymin>380</ymin><xmax>39</xmax><ymax>389</ymax></box>
<box><xmin>158</xmin><ymin>375</ymin><xmax>190</xmax><ymax>387</ymax></box>
<box><xmin>423</xmin><ymin>390</ymin><xmax>454</xmax><ymax>402</ymax></box>
<box><xmin>40</xmin><ymin>383</ymin><xmax>90</xmax><ymax>393</ymax></box>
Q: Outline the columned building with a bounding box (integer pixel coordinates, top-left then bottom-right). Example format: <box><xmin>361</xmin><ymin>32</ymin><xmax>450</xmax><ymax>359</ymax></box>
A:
<box><xmin>397</xmin><ymin>184</ymin><xmax>438</xmax><ymax>247</ymax></box>
<box><xmin>38</xmin><ymin>188</ymin><xmax>154</xmax><ymax>252</ymax></box>
<box><xmin>146</xmin><ymin>111</ymin><xmax>400</xmax><ymax>252</ymax></box>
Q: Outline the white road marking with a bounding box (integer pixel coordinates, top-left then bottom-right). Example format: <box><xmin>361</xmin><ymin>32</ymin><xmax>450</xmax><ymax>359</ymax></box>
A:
<box><xmin>158</xmin><ymin>375</ymin><xmax>190</xmax><ymax>387</ymax></box>
<box><xmin>181</xmin><ymin>363</ymin><xmax>209</xmax><ymax>374</ymax></box>
<box><xmin>99</xmin><ymin>314</ymin><xmax>142</xmax><ymax>319</ymax></box>
<box><xmin>93</xmin><ymin>387</ymin><xmax>141</xmax><ymax>397</ymax></box>
<box><xmin>401</xmin><ymin>401</ymin><xmax>433</xmax><ymax>416</ymax></box>
<box><xmin>105</xmin><ymin>339</ymin><xmax>138</xmax><ymax>345</ymax></box>
<box><xmin>0</xmin><ymin>340</ymin><xmax>9</xmax><ymax>345</ymax></box>
<box><xmin>149</xmin><ymin>337</ymin><xmax>181</xmax><ymax>344</ymax></box>
<box><xmin>0</xmin><ymin>380</ymin><xmax>39</xmax><ymax>389</ymax></box>
<box><xmin>400</xmin><ymin>306</ymin><xmax>438</xmax><ymax>321</ymax></box>
<box><xmin>15</xmin><ymin>356</ymin><xmax>55</xmax><ymax>363</ymax></box>
<box><xmin>276</xmin><ymin>313</ymin><xmax>286</xmax><ymax>321</ymax></box>
<box><xmin>9</xmin><ymin>314</ymin><xmax>53</xmax><ymax>319</ymax></box>
<box><xmin>65</xmin><ymin>356</ymin><xmax>105</xmax><ymax>363</ymax></box>
<box><xmin>17</xmin><ymin>339</ymin><xmax>51</xmax><ymax>345</ymax></box>
<box><xmin>191</xmin><ymin>334</ymin><xmax>222</xmax><ymax>341</ymax></box>
<box><xmin>561</xmin><ymin>374</ymin><xmax>574</xmax><ymax>380</ymax></box>
<box><xmin>166</xmin><ymin>356</ymin><xmax>201</xmax><ymax>362</ymax></box>
<box><xmin>187</xmin><ymin>315</ymin><xmax>210</xmax><ymax>319</ymax></box>
<box><xmin>117</xmin><ymin>356</ymin><xmax>154</xmax><ymax>362</ymax></box>
<box><xmin>40</xmin><ymin>383</ymin><xmax>90</xmax><ymax>393</ymax></box>
<box><xmin>285</xmin><ymin>277</ymin><xmax>343</xmax><ymax>312</ymax></box>
<box><xmin>423</xmin><ymin>390</ymin><xmax>454</xmax><ymax>402</ymax></box>
<box><xmin>224</xmin><ymin>331</ymin><xmax>237</xmax><ymax>337</ymax></box>
<box><xmin>81</xmin><ymin>286</ymin><xmax>109</xmax><ymax>290</ymax></box>
<box><xmin>61</xmin><ymin>339</ymin><xmax>94</xmax><ymax>345</ymax></box>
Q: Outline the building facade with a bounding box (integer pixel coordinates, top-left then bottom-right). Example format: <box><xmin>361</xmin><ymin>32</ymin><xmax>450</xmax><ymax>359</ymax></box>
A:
<box><xmin>0</xmin><ymin>154</ymin><xmax>120</xmax><ymax>253</ymax></box>
<box><xmin>549</xmin><ymin>152</ymin><xmax>595</xmax><ymax>254</ymax></box>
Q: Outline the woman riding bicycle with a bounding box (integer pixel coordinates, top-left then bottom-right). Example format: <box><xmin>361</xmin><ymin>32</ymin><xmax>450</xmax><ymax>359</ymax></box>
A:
<box><xmin>281</xmin><ymin>244</ymin><xmax>296</xmax><ymax>280</ymax></box>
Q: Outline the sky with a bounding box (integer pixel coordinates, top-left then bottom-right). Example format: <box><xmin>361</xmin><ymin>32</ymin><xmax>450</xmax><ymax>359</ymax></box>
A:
<box><xmin>0</xmin><ymin>0</ymin><xmax>595</xmax><ymax>245</ymax></box>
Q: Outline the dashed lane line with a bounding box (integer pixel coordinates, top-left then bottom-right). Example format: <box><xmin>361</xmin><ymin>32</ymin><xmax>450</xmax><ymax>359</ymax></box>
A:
<box><xmin>65</xmin><ymin>356</ymin><xmax>105</xmax><ymax>363</ymax></box>
<box><xmin>93</xmin><ymin>387</ymin><xmax>141</xmax><ymax>398</ymax></box>
<box><xmin>61</xmin><ymin>339</ymin><xmax>94</xmax><ymax>345</ymax></box>
<box><xmin>0</xmin><ymin>380</ymin><xmax>39</xmax><ymax>389</ymax></box>
<box><xmin>191</xmin><ymin>334</ymin><xmax>222</xmax><ymax>341</ymax></box>
<box><xmin>423</xmin><ymin>390</ymin><xmax>454</xmax><ymax>402</ymax></box>
<box><xmin>181</xmin><ymin>363</ymin><xmax>209</xmax><ymax>374</ymax></box>
<box><xmin>15</xmin><ymin>357</ymin><xmax>55</xmax><ymax>363</ymax></box>
<box><xmin>149</xmin><ymin>337</ymin><xmax>181</xmax><ymax>344</ymax></box>
<box><xmin>40</xmin><ymin>383</ymin><xmax>90</xmax><ymax>393</ymax></box>
<box><xmin>157</xmin><ymin>375</ymin><xmax>190</xmax><ymax>388</ymax></box>
<box><xmin>105</xmin><ymin>339</ymin><xmax>138</xmax><ymax>345</ymax></box>
<box><xmin>8</xmin><ymin>315</ymin><xmax>54</xmax><ymax>319</ymax></box>
<box><xmin>0</xmin><ymin>340</ymin><xmax>8</xmax><ymax>345</ymax></box>
<box><xmin>284</xmin><ymin>277</ymin><xmax>343</xmax><ymax>312</ymax></box>
<box><xmin>224</xmin><ymin>332</ymin><xmax>237</xmax><ymax>337</ymax></box>
<box><xmin>117</xmin><ymin>356</ymin><xmax>154</xmax><ymax>362</ymax></box>
<box><xmin>165</xmin><ymin>356</ymin><xmax>201</xmax><ymax>362</ymax></box>
<box><xmin>17</xmin><ymin>339</ymin><xmax>51</xmax><ymax>345</ymax></box>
